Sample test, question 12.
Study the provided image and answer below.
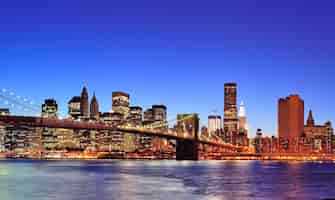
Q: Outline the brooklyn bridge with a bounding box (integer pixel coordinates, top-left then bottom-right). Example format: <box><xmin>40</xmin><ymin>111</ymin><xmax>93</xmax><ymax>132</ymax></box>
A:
<box><xmin>0</xmin><ymin>114</ymin><xmax>245</xmax><ymax>160</ymax></box>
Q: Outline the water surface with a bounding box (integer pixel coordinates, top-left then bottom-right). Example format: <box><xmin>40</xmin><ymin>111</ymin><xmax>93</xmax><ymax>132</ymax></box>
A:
<box><xmin>0</xmin><ymin>160</ymin><xmax>334</xmax><ymax>200</ymax></box>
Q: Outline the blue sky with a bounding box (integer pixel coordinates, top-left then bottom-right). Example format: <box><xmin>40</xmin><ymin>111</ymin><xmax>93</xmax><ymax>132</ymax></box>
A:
<box><xmin>0</xmin><ymin>0</ymin><xmax>335</xmax><ymax>136</ymax></box>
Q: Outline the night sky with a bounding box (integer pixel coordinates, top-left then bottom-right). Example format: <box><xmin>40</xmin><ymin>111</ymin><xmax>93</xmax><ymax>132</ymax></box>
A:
<box><xmin>1</xmin><ymin>0</ymin><xmax>335</xmax><ymax>136</ymax></box>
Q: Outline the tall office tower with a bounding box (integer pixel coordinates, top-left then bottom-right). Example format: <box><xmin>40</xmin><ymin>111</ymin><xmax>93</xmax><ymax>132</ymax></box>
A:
<box><xmin>143</xmin><ymin>108</ymin><xmax>154</xmax><ymax>126</ymax></box>
<box><xmin>68</xmin><ymin>96</ymin><xmax>81</xmax><ymax>120</ymax></box>
<box><xmin>208</xmin><ymin>115</ymin><xmax>222</xmax><ymax>137</ymax></box>
<box><xmin>278</xmin><ymin>95</ymin><xmax>304</xmax><ymax>152</ymax></box>
<box><xmin>128</xmin><ymin>106</ymin><xmax>143</xmax><ymax>127</ymax></box>
<box><xmin>224</xmin><ymin>83</ymin><xmax>238</xmax><ymax>143</ymax></box>
<box><xmin>112</xmin><ymin>91</ymin><xmax>130</xmax><ymax>120</ymax></box>
<box><xmin>152</xmin><ymin>105</ymin><xmax>168</xmax><ymax>130</ymax></box>
<box><xmin>90</xmin><ymin>92</ymin><xmax>99</xmax><ymax>120</ymax></box>
<box><xmin>238</xmin><ymin>101</ymin><xmax>247</xmax><ymax>130</ymax></box>
<box><xmin>80</xmin><ymin>86</ymin><xmax>89</xmax><ymax>118</ymax></box>
<box><xmin>141</xmin><ymin>108</ymin><xmax>154</xmax><ymax>149</ymax></box>
<box><xmin>237</xmin><ymin>101</ymin><xmax>249</xmax><ymax>147</ymax></box>
<box><xmin>41</xmin><ymin>99</ymin><xmax>58</xmax><ymax>119</ymax></box>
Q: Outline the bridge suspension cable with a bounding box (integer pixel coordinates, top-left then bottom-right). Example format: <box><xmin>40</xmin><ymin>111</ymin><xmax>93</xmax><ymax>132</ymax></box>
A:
<box><xmin>0</xmin><ymin>88</ymin><xmax>40</xmax><ymax>115</ymax></box>
<box><xmin>0</xmin><ymin>88</ymin><xmax>68</xmax><ymax>119</ymax></box>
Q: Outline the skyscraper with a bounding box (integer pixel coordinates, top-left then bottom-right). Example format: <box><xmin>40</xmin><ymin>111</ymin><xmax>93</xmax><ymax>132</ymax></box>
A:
<box><xmin>237</xmin><ymin>101</ymin><xmax>249</xmax><ymax>147</ymax></box>
<box><xmin>68</xmin><ymin>96</ymin><xmax>81</xmax><ymax>120</ymax></box>
<box><xmin>278</xmin><ymin>95</ymin><xmax>304</xmax><ymax>151</ymax></box>
<box><xmin>208</xmin><ymin>115</ymin><xmax>221</xmax><ymax>136</ymax></box>
<box><xmin>224</xmin><ymin>83</ymin><xmax>238</xmax><ymax>143</ymax></box>
<box><xmin>80</xmin><ymin>86</ymin><xmax>89</xmax><ymax>118</ymax></box>
<box><xmin>238</xmin><ymin>101</ymin><xmax>247</xmax><ymax>131</ymax></box>
<box><xmin>90</xmin><ymin>92</ymin><xmax>99</xmax><ymax>120</ymax></box>
<box><xmin>152</xmin><ymin>105</ymin><xmax>168</xmax><ymax>130</ymax></box>
<box><xmin>41</xmin><ymin>99</ymin><xmax>58</xmax><ymax>119</ymax></box>
<box><xmin>128</xmin><ymin>106</ymin><xmax>143</xmax><ymax>127</ymax></box>
<box><xmin>112</xmin><ymin>91</ymin><xmax>130</xmax><ymax>120</ymax></box>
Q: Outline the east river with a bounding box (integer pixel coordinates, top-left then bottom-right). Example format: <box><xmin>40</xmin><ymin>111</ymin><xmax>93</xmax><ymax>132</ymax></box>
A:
<box><xmin>0</xmin><ymin>160</ymin><xmax>335</xmax><ymax>200</ymax></box>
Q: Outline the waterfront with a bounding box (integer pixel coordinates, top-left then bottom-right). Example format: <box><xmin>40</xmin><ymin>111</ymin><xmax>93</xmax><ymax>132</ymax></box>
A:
<box><xmin>0</xmin><ymin>160</ymin><xmax>335</xmax><ymax>200</ymax></box>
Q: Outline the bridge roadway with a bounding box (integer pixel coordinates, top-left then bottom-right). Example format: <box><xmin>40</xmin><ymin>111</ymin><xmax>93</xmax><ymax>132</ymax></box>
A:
<box><xmin>0</xmin><ymin>115</ymin><xmax>238</xmax><ymax>150</ymax></box>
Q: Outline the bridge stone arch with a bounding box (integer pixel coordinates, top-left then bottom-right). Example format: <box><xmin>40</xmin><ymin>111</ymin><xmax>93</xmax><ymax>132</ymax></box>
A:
<box><xmin>176</xmin><ymin>113</ymin><xmax>200</xmax><ymax>160</ymax></box>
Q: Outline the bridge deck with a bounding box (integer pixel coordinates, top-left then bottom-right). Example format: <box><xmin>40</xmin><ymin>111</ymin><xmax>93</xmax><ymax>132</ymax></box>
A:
<box><xmin>0</xmin><ymin>115</ymin><xmax>239</xmax><ymax>149</ymax></box>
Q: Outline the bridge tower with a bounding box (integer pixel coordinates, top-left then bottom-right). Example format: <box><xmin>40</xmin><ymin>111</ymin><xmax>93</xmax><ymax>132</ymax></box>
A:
<box><xmin>176</xmin><ymin>113</ymin><xmax>200</xmax><ymax>160</ymax></box>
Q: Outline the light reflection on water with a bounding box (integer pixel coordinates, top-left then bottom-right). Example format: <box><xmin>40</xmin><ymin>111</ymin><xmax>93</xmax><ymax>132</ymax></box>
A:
<box><xmin>0</xmin><ymin>160</ymin><xmax>335</xmax><ymax>200</ymax></box>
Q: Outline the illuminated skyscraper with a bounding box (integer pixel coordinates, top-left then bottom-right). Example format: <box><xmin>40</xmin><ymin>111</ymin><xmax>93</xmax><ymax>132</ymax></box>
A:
<box><xmin>68</xmin><ymin>96</ymin><xmax>81</xmax><ymax>120</ymax></box>
<box><xmin>238</xmin><ymin>101</ymin><xmax>247</xmax><ymax>130</ymax></box>
<box><xmin>208</xmin><ymin>115</ymin><xmax>221</xmax><ymax>136</ymax></box>
<box><xmin>152</xmin><ymin>105</ymin><xmax>167</xmax><ymax>130</ymax></box>
<box><xmin>80</xmin><ymin>86</ymin><xmax>89</xmax><ymax>118</ymax></box>
<box><xmin>128</xmin><ymin>106</ymin><xmax>143</xmax><ymax>127</ymax></box>
<box><xmin>224</xmin><ymin>83</ymin><xmax>238</xmax><ymax>143</ymax></box>
<box><xmin>278</xmin><ymin>95</ymin><xmax>304</xmax><ymax>151</ymax></box>
<box><xmin>41</xmin><ymin>99</ymin><xmax>58</xmax><ymax>119</ymax></box>
<box><xmin>112</xmin><ymin>91</ymin><xmax>130</xmax><ymax>120</ymax></box>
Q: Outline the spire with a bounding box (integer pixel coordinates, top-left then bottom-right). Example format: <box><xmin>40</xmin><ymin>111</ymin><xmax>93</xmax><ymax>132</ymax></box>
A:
<box><xmin>80</xmin><ymin>86</ymin><xmax>89</xmax><ymax>118</ymax></box>
<box><xmin>238</xmin><ymin>101</ymin><xmax>246</xmax><ymax>117</ymax></box>
<box><xmin>307</xmin><ymin>110</ymin><xmax>315</xmax><ymax>126</ymax></box>
<box><xmin>90</xmin><ymin>91</ymin><xmax>99</xmax><ymax>120</ymax></box>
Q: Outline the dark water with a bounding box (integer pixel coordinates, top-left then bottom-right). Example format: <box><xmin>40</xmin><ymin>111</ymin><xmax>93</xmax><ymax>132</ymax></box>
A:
<box><xmin>0</xmin><ymin>160</ymin><xmax>335</xmax><ymax>200</ymax></box>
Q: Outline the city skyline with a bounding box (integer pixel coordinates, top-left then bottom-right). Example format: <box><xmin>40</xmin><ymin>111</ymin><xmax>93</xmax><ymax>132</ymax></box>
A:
<box><xmin>1</xmin><ymin>0</ymin><xmax>335</xmax><ymax>137</ymax></box>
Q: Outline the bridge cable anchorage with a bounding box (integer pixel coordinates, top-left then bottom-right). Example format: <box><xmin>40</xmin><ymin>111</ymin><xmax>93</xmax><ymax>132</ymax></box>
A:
<box><xmin>0</xmin><ymin>88</ymin><xmax>40</xmax><ymax>116</ymax></box>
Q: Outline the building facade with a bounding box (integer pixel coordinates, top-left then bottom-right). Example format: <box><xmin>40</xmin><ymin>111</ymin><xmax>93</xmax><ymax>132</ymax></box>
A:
<box><xmin>80</xmin><ymin>86</ymin><xmax>89</xmax><ymax>119</ymax></box>
<box><xmin>68</xmin><ymin>96</ymin><xmax>81</xmax><ymax>120</ymax></box>
<box><xmin>41</xmin><ymin>99</ymin><xmax>58</xmax><ymax>119</ymax></box>
<box><xmin>302</xmin><ymin>111</ymin><xmax>333</xmax><ymax>154</ymax></box>
<box><xmin>152</xmin><ymin>105</ymin><xmax>168</xmax><ymax>130</ymax></box>
<box><xmin>278</xmin><ymin>95</ymin><xmax>304</xmax><ymax>152</ymax></box>
<box><xmin>128</xmin><ymin>106</ymin><xmax>143</xmax><ymax>127</ymax></box>
<box><xmin>208</xmin><ymin>115</ymin><xmax>221</xmax><ymax>137</ymax></box>
<box><xmin>112</xmin><ymin>92</ymin><xmax>130</xmax><ymax>120</ymax></box>
<box><xmin>224</xmin><ymin>83</ymin><xmax>238</xmax><ymax>144</ymax></box>
<box><xmin>90</xmin><ymin>92</ymin><xmax>99</xmax><ymax>120</ymax></box>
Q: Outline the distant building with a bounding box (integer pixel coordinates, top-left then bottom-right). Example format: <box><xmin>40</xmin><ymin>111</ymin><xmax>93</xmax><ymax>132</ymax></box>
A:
<box><xmin>0</xmin><ymin>123</ymin><xmax>6</xmax><ymax>152</ymax></box>
<box><xmin>143</xmin><ymin>108</ymin><xmax>154</xmax><ymax>126</ymax></box>
<box><xmin>80</xmin><ymin>86</ymin><xmax>89</xmax><ymax>119</ymax></box>
<box><xmin>0</xmin><ymin>108</ymin><xmax>10</xmax><ymax>116</ymax></box>
<box><xmin>224</xmin><ymin>83</ymin><xmax>238</xmax><ymax>144</ymax></box>
<box><xmin>128</xmin><ymin>106</ymin><xmax>143</xmax><ymax>127</ymax></box>
<box><xmin>302</xmin><ymin>110</ymin><xmax>333</xmax><ymax>153</ymax></box>
<box><xmin>41</xmin><ymin>99</ymin><xmax>58</xmax><ymax>149</ymax></box>
<box><xmin>200</xmin><ymin>126</ymin><xmax>209</xmax><ymax>138</ymax></box>
<box><xmin>112</xmin><ymin>92</ymin><xmax>130</xmax><ymax>120</ymax></box>
<box><xmin>278</xmin><ymin>95</ymin><xmax>304</xmax><ymax>152</ymax></box>
<box><xmin>90</xmin><ymin>92</ymin><xmax>99</xmax><ymax>120</ymax></box>
<box><xmin>254</xmin><ymin>129</ymin><xmax>263</xmax><ymax>154</ymax></box>
<box><xmin>41</xmin><ymin>99</ymin><xmax>58</xmax><ymax>119</ymax></box>
<box><xmin>237</xmin><ymin>101</ymin><xmax>248</xmax><ymax>147</ymax></box>
<box><xmin>208</xmin><ymin>115</ymin><xmax>221</xmax><ymax>137</ymax></box>
<box><xmin>238</xmin><ymin>101</ymin><xmax>247</xmax><ymax>130</ymax></box>
<box><xmin>152</xmin><ymin>105</ymin><xmax>168</xmax><ymax>130</ymax></box>
<box><xmin>4</xmin><ymin>125</ymin><xmax>36</xmax><ymax>154</ymax></box>
<box><xmin>68</xmin><ymin>96</ymin><xmax>81</xmax><ymax>120</ymax></box>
